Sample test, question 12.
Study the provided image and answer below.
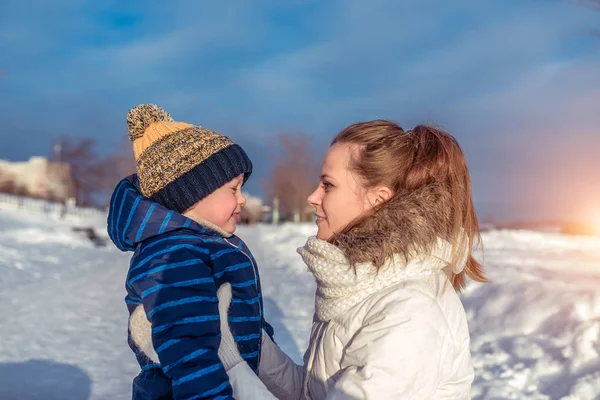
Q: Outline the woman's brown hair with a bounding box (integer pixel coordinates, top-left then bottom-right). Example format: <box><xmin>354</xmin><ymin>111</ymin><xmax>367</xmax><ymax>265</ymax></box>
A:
<box><xmin>329</xmin><ymin>120</ymin><xmax>486</xmax><ymax>291</ymax></box>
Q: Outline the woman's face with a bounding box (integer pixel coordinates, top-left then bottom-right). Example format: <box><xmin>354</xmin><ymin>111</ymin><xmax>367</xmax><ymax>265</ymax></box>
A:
<box><xmin>308</xmin><ymin>143</ymin><xmax>383</xmax><ymax>241</ymax></box>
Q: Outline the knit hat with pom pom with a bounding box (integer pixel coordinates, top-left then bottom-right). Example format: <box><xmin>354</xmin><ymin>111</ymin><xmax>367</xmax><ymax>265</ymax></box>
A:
<box><xmin>126</xmin><ymin>104</ymin><xmax>252</xmax><ymax>213</ymax></box>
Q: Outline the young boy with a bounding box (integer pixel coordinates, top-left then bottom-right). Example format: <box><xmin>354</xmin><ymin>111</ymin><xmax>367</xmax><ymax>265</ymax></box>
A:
<box><xmin>107</xmin><ymin>104</ymin><xmax>271</xmax><ymax>399</ymax></box>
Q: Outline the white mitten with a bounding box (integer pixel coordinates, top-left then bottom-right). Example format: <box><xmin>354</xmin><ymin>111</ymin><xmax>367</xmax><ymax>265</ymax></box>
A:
<box><xmin>217</xmin><ymin>283</ymin><xmax>278</xmax><ymax>399</ymax></box>
<box><xmin>217</xmin><ymin>283</ymin><xmax>244</xmax><ymax>371</ymax></box>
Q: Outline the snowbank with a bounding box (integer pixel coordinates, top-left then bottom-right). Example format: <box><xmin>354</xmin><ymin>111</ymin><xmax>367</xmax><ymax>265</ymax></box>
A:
<box><xmin>0</xmin><ymin>209</ymin><xmax>598</xmax><ymax>399</ymax></box>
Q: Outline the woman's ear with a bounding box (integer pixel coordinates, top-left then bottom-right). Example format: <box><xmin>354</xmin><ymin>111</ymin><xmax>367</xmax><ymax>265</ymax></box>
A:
<box><xmin>367</xmin><ymin>186</ymin><xmax>393</xmax><ymax>206</ymax></box>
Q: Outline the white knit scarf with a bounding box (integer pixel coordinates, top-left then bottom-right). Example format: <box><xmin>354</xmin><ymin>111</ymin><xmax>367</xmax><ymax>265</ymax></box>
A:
<box><xmin>297</xmin><ymin>236</ymin><xmax>466</xmax><ymax>322</ymax></box>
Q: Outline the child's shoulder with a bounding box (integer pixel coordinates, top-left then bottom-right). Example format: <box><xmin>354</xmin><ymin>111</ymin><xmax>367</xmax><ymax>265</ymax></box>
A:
<box><xmin>133</xmin><ymin>229</ymin><xmax>232</xmax><ymax>261</ymax></box>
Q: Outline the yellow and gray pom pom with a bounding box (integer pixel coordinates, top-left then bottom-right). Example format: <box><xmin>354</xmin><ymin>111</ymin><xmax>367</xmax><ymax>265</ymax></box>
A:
<box><xmin>127</xmin><ymin>104</ymin><xmax>174</xmax><ymax>141</ymax></box>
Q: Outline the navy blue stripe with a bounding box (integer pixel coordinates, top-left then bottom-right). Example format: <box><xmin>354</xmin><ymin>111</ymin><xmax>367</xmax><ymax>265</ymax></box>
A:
<box><xmin>132</xmin><ymin>244</ymin><xmax>210</xmax><ymax>272</ymax></box>
<box><xmin>147</xmin><ymin>295</ymin><xmax>219</xmax><ymax>318</ymax></box>
<box><xmin>129</xmin><ymin>258</ymin><xmax>204</xmax><ymax>284</ymax></box>
<box><xmin>189</xmin><ymin>381</ymin><xmax>230</xmax><ymax>397</ymax></box>
<box><xmin>136</xmin><ymin>203</ymin><xmax>156</xmax><ymax>242</ymax></box>
<box><xmin>153</xmin><ymin>315</ymin><xmax>220</xmax><ymax>334</ymax></box>
<box><xmin>132</xmin><ymin>342</ymin><xmax>142</xmax><ymax>355</ymax></box>
<box><xmin>231</xmin><ymin>295</ymin><xmax>261</xmax><ymax>304</ymax></box>
<box><xmin>156</xmin><ymin>338</ymin><xmax>184</xmax><ymax>353</ymax></box>
<box><xmin>142</xmin><ymin>235</ymin><xmax>203</xmax><ymax>253</ymax></box>
<box><xmin>141</xmin><ymin>277</ymin><xmax>214</xmax><ymax>297</ymax></box>
<box><xmin>241</xmin><ymin>350</ymin><xmax>260</xmax><ymax>359</ymax></box>
<box><xmin>163</xmin><ymin>348</ymin><xmax>210</xmax><ymax>373</ymax></box>
<box><xmin>173</xmin><ymin>362</ymin><xmax>223</xmax><ymax>386</ymax></box>
<box><xmin>158</xmin><ymin>210</ymin><xmax>174</xmax><ymax>234</ymax></box>
<box><xmin>213</xmin><ymin>262</ymin><xmax>251</xmax><ymax>279</ymax></box>
<box><xmin>229</xmin><ymin>315</ymin><xmax>261</xmax><ymax>323</ymax></box>
<box><xmin>109</xmin><ymin>180</ymin><xmax>127</xmax><ymax>246</ymax></box>
<box><xmin>112</xmin><ymin>183</ymin><xmax>131</xmax><ymax>249</ymax></box>
<box><xmin>123</xmin><ymin>195</ymin><xmax>142</xmax><ymax>246</ymax></box>
<box><xmin>230</xmin><ymin>279</ymin><xmax>256</xmax><ymax>288</ymax></box>
<box><xmin>233</xmin><ymin>333</ymin><xmax>261</xmax><ymax>342</ymax></box>
<box><xmin>115</xmin><ymin>188</ymin><xmax>134</xmax><ymax>248</ymax></box>
<box><xmin>210</xmin><ymin>248</ymin><xmax>237</xmax><ymax>260</ymax></box>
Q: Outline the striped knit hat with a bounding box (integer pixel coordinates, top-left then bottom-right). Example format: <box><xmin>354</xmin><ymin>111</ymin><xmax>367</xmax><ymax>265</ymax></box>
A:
<box><xmin>127</xmin><ymin>104</ymin><xmax>252</xmax><ymax>213</ymax></box>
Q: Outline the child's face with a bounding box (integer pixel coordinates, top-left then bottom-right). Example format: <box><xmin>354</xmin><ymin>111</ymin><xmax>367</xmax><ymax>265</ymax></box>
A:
<box><xmin>307</xmin><ymin>143</ymin><xmax>378</xmax><ymax>241</ymax></box>
<box><xmin>183</xmin><ymin>174</ymin><xmax>246</xmax><ymax>234</ymax></box>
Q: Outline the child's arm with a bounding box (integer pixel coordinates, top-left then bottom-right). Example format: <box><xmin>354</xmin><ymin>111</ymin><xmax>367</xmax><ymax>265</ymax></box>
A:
<box><xmin>216</xmin><ymin>283</ymin><xmax>278</xmax><ymax>400</ymax></box>
<box><xmin>216</xmin><ymin>283</ymin><xmax>305</xmax><ymax>399</ymax></box>
<box><xmin>130</xmin><ymin>247</ymin><xmax>233</xmax><ymax>400</ymax></box>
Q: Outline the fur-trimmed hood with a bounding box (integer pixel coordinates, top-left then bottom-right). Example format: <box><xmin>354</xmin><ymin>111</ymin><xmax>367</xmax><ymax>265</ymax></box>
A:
<box><xmin>330</xmin><ymin>182</ymin><xmax>464</xmax><ymax>269</ymax></box>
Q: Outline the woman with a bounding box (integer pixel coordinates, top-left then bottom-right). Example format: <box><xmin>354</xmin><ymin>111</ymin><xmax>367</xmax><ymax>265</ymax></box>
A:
<box><xmin>218</xmin><ymin>120</ymin><xmax>486</xmax><ymax>399</ymax></box>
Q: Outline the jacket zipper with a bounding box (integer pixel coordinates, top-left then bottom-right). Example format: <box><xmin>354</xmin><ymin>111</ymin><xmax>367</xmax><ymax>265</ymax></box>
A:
<box><xmin>223</xmin><ymin>237</ymin><xmax>263</xmax><ymax>370</ymax></box>
<box><xmin>223</xmin><ymin>238</ymin><xmax>258</xmax><ymax>290</ymax></box>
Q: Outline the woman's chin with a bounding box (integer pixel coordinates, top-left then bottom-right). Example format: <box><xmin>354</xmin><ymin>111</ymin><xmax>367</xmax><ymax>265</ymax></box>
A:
<box><xmin>316</xmin><ymin>229</ymin><xmax>332</xmax><ymax>241</ymax></box>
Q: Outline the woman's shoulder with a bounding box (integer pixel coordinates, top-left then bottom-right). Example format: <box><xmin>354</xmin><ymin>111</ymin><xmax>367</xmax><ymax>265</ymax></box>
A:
<box><xmin>365</xmin><ymin>280</ymin><xmax>444</xmax><ymax>318</ymax></box>
<box><xmin>359</xmin><ymin>275</ymin><xmax>468</xmax><ymax>342</ymax></box>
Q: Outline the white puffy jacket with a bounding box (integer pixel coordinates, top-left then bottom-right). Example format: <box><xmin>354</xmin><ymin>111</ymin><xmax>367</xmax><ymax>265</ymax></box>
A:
<box><xmin>257</xmin><ymin>236</ymin><xmax>474</xmax><ymax>399</ymax></box>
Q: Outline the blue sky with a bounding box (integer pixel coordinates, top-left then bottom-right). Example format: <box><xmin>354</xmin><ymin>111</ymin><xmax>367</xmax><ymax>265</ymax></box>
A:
<box><xmin>1</xmin><ymin>0</ymin><xmax>599</xmax><ymax>221</ymax></box>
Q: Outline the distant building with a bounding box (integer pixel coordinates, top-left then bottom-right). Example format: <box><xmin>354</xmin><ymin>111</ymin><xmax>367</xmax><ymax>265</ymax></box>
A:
<box><xmin>0</xmin><ymin>157</ymin><xmax>74</xmax><ymax>202</ymax></box>
<box><xmin>239</xmin><ymin>192</ymin><xmax>263</xmax><ymax>224</ymax></box>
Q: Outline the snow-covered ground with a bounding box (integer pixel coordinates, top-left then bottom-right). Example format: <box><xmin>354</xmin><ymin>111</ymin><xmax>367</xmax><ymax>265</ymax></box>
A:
<box><xmin>0</xmin><ymin>206</ymin><xmax>599</xmax><ymax>400</ymax></box>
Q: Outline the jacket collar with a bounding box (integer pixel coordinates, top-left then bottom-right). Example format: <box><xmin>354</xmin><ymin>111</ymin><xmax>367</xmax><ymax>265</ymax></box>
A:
<box><xmin>186</xmin><ymin>215</ymin><xmax>232</xmax><ymax>238</ymax></box>
<box><xmin>297</xmin><ymin>235</ymin><xmax>464</xmax><ymax>321</ymax></box>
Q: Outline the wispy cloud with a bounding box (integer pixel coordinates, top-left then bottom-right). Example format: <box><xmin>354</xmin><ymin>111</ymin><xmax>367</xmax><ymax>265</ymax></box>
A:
<box><xmin>0</xmin><ymin>0</ymin><xmax>598</xmax><ymax>219</ymax></box>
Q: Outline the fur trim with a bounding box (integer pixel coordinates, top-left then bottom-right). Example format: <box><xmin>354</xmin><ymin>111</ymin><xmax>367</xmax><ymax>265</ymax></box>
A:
<box><xmin>129</xmin><ymin>305</ymin><xmax>159</xmax><ymax>363</ymax></box>
<box><xmin>186</xmin><ymin>215</ymin><xmax>232</xmax><ymax>238</ymax></box>
<box><xmin>331</xmin><ymin>182</ymin><xmax>458</xmax><ymax>267</ymax></box>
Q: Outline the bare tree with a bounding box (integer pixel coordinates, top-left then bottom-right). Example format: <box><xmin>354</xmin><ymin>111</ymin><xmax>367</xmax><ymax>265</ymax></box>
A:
<box><xmin>96</xmin><ymin>140</ymin><xmax>137</xmax><ymax>206</ymax></box>
<box><xmin>0</xmin><ymin>171</ymin><xmax>16</xmax><ymax>195</ymax></box>
<box><xmin>51</xmin><ymin>137</ymin><xmax>101</xmax><ymax>207</ymax></box>
<box><xmin>50</xmin><ymin>136</ymin><xmax>139</xmax><ymax>208</ymax></box>
<box><xmin>263</xmin><ymin>132</ymin><xmax>321</xmax><ymax>222</ymax></box>
<box><xmin>580</xmin><ymin>0</ymin><xmax>600</xmax><ymax>37</ymax></box>
<box><xmin>106</xmin><ymin>143</ymin><xmax>136</xmax><ymax>179</ymax></box>
<box><xmin>240</xmin><ymin>192</ymin><xmax>263</xmax><ymax>225</ymax></box>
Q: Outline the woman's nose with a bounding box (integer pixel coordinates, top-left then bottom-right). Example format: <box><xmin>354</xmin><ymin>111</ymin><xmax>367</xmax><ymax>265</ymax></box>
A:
<box><xmin>307</xmin><ymin>187</ymin><xmax>320</xmax><ymax>207</ymax></box>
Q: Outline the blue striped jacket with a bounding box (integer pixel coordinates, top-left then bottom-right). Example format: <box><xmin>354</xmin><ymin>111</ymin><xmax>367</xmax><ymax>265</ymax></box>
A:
<box><xmin>107</xmin><ymin>175</ymin><xmax>270</xmax><ymax>400</ymax></box>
